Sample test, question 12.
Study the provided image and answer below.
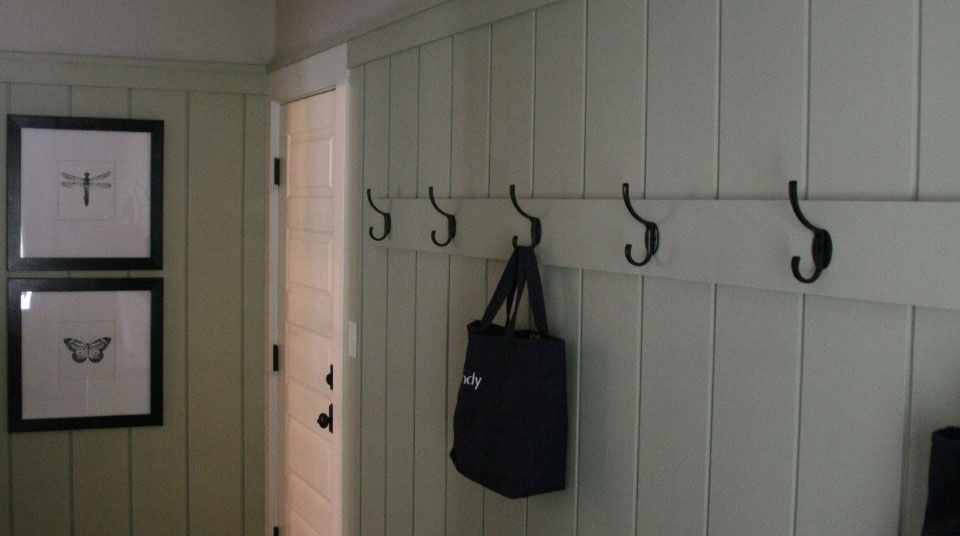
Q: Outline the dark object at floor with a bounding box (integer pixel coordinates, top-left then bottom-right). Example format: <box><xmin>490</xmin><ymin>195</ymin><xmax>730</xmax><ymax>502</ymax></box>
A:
<box><xmin>923</xmin><ymin>427</ymin><xmax>960</xmax><ymax>535</ymax></box>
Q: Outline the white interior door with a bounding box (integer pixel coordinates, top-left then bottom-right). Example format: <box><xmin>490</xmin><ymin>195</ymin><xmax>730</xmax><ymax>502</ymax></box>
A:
<box><xmin>278</xmin><ymin>88</ymin><xmax>344</xmax><ymax>536</ymax></box>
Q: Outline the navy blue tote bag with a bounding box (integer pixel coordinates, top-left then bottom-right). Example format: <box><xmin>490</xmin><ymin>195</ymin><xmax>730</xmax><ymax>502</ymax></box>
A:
<box><xmin>450</xmin><ymin>246</ymin><xmax>567</xmax><ymax>499</ymax></box>
<box><xmin>922</xmin><ymin>427</ymin><xmax>960</xmax><ymax>535</ymax></box>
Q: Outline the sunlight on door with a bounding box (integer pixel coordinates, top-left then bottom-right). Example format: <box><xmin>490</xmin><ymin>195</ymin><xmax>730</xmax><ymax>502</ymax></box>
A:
<box><xmin>278</xmin><ymin>89</ymin><xmax>344</xmax><ymax>536</ymax></box>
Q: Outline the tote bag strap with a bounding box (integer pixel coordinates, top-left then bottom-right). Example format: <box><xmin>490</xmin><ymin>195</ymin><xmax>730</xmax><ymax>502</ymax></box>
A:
<box><xmin>478</xmin><ymin>248</ymin><xmax>521</xmax><ymax>330</ymax></box>
<box><xmin>517</xmin><ymin>246</ymin><xmax>550</xmax><ymax>338</ymax></box>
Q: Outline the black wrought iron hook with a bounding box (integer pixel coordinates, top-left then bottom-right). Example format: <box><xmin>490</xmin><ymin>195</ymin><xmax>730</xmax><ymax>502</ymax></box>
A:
<box><xmin>509</xmin><ymin>184</ymin><xmax>541</xmax><ymax>248</ymax></box>
<box><xmin>622</xmin><ymin>183</ymin><xmax>659</xmax><ymax>266</ymax></box>
<box><xmin>428</xmin><ymin>186</ymin><xmax>456</xmax><ymax>247</ymax></box>
<box><xmin>788</xmin><ymin>180</ymin><xmax>832</xmax><ymax>283</ymax></box>
<box><xmin>367</xmin><ymin>188</ymin><xmax>391</xmax><ymax>241</ymax></box>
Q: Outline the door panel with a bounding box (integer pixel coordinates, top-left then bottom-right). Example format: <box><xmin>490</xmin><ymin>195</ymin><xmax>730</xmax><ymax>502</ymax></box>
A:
<box><xmin>280</xmin><ymin>88</ymin><xmax>343</xmax><ymax>536</ymax></box>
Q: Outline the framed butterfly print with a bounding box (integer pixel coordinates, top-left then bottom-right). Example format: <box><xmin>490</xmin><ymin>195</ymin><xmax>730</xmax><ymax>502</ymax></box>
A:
<box><xmin>8</xmin><ymin>278</ymin><xmax>163</xmax><ymax>432</ymax></box>
<box><xmin>6</xmin><ymin>114</ymin><xmax>163</xmax><ymax>271</ymax></box>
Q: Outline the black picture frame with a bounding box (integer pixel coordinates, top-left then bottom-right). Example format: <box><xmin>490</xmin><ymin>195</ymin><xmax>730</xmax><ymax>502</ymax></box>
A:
<box><xmin>6</xmin><ymin>114</ymin><xmax>163</xmax><ymax>271</ymax></box>
<box><xmin>8</xmin><ymin>278</ymin><xmax>163</xmax><ymax>432</ymax></box>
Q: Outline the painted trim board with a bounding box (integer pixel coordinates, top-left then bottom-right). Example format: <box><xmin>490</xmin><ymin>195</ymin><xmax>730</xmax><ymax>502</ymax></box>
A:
<box><xmin>0</xmin><ymin>51</ymin><xmax>267</xmax><ymax>94</ymax></box>
<box><xmin>368</xmin><ymin>197</ymin><xmax>960</xmax><ymax>310</ymax></box>
<box><xmin>347</xmin><ymin>0</ymin><xmax>565</xmax><ymax>67</ymax></box>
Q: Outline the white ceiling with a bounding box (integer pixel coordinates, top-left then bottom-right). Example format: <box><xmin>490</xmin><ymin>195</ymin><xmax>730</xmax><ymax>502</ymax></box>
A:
<box><xmin>0</xmin><ymin>0</ymin><xmax>276</xmax><ymax>64</ymax></box>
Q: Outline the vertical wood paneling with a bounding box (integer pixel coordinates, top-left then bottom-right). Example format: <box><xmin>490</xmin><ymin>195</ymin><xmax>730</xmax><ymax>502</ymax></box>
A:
<box><xmin>808</xmin><ymin>0</ymin><xmax>917</xmax><ymax>200</ymax></box>
<box><xmin>70</xmin><ymin>85</ymin><xmax>132</xmax><ymax>536</ymax></box>
<box><xmin>388</xmin><ymin>49</ymin><xmax>419</xmax><ymax>200</ymax></box>
<box><xmin>445</xmin><ymin>257</ymin><xmax>486</xmax><ymax>536</ymax></box>
<box><xmin>803</xmin><ymin>2</ymin><xmax>916</xmax><ymax>532</ymax></box>
<box><xmin>0</xmin><ymin>66</ymin><xmax>264</xmax><ymax>535</ymax></box>
<box><xmin>905</xmin><ymin>4</ymin><xmax>960</xmax><ymax>531</ymax></box>
<box><xmin>486</xmin><ymin>12</ymin><xmax>535</xmax><ymax>532</ymax></box>
<box><xmin>451</xmin><ymin>27</ymin><xmax>489</xmax><ymax>199</ymax></box>
<box><xmin>577</xmin><ymin>271</ymin><xmax>639</xmax><ymax>534</ymax></box>
<box><xmin>584</xmin><ymin>0</ymin><xmax>645</xmax><ymax>199</ymax></box>
<box><xmin>187</xmin><ymin>91</ymin><xmax>245</xmax><ymax>535</ymax></box>
<box><xmin>345</xmin><ymin>65</ymin><xmax>365</xmax><ymax>536</ymax></box>
<box><xmin>489</xmin><ymin>12</ymin><xmax>534</xmax><ymax>196</ymax></box>
<box><xmin>385</xmin><ymin>47</ymin><xmax>418</xmax><ymax>536</ymax></box>
<box><xmin>916</xmin><ymin>0</ymin><xmax>960</xmax><ymax>201</ymax></box>
<box><xmin>352</xmin><ymin>1</ymin><xmax>952</xmax><ymax>534</ymax></box>
<box><xmin>643</xmin><ymin>3</ymin><xmax>719</xmax><ymax>536</ymax></box>
<box><xmin>0</xmin><ymin>82</ymin><xmax>7</xmax><ymax>536</ymax></box>
<box><xmin>413</xmin><ymin>251</ymin><xmax>449</xmax><ymax>536</ymax></box>
<box><xmin>446</xmin><ymin>27</ymin><xmax>490</xmax><ymax>536</ymax></box>
<box><xmin>130</xmin><ymin>88</ymin><xmax>189</xmax><ymax>536</ymax></box>
<box><xmin>523</xmin><ymin>2</ymin><xmax>585</xmax><ymax>533</ymax></box>
<box><xmin>360</xmin><ymin>56</ymin><xmax>390</xmax><ymax>536</ymax></box>
<box><xmin>414</xmin><ymin>37</ymin><xmax>451</xmax><ymax>536</ymax></box>
<box><xmin>242</xmin><ymin>93</ymin><xmax>268</xmax><ymax>536</ymax></box>
<box><xmin>796</xmin><ymin>298</ymin><xmax>910</xmax><ymax>535</ymax></box>
<box><xmin>637</xmin><ymin>278</ymin><xmax>713</xmax><ymax>535</ymax></box>
<box><xmin>711</xmin><ymin>3</ymin><xmax>806</xmax><ymax>535</ymax></box>
<box><xmin>710</xmin><ymin>287</ymin><xmax>799</xmax><ymax>536</ymax></box>
<box><xmin>8</xmin><ymin>83</ymin><xmax>73</xmax><ymax>536</ymax></box>
<box><xmin>525</xmin><ymin>265</ymin><xmax>580</xmax><ymax>536</ymax></box>
<box><xmin>645</xmin><ymin>0</ymin><xmax>719</xmax><ymax>200</ymax></box>
<box><xmin>719</xmin><ymin>0</ymin><xmax>806</xmax><ymax>198</ymax></box>
<box><xmin>533</xmin><ymin>0</ymin><xmax>585</xmax><ymax>199</ymax></box>
<box><xmin>905</xmin><ymin>308</ymin><xmax>960</xmax><ymax>534</ymax></box>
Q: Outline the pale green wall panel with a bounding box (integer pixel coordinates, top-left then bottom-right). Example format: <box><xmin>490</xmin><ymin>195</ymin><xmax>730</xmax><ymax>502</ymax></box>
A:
<box><xmin>359</xmin><ymin>56</ymin><xmax>390</xmax><ymax>536</ymax></box>
<box><xmin>130</xmin><ymin>87</ymin><xmax>190</xmax><ymax>536</ymax></box>
<box><xmin>445</xmin><ymin>27</ymin><xmax>489</xmax><ymax>536</ymax></box>
<box><xmin>413</xmin><ymin>37</ymin><xmax>452</xmax><ymax>536</ymax></box>
<box><xmin>69</xmin><ymin>85</ymin><xmax>132</xmax><ymax>536</ymax></box>
<box><xmin>489</xmin><ymin>12</ymin><xmax>534</xmax><ymax>198</ymax></box>
<box><xmin>906</xmin><ymin>3</ymin><xmax>960</xmax><ymax>532</ymax></box>
<box><xmin>344</xmin><ymin>0</ymin><xmax>948</xmax><ymax>533</ymax></box>
<box><xmin>385</xmin><ymin>47</ymin><xmax>418</xmax><ymax>536</ymax></box>
<box><xmin>0</xmin><ymin>58</ymin><xmax>265</xmax><ymax>536</ymax></box>
<box><xmin>186</xmin><ymin>91</ymin><xmax>246</xmax><ymax>535</ymax></box>
<box><xmin>243</xmin><ymin>93</ymin><xmax>269</xmax><ymax>536</ymax></box>
<box><xmin>8</xmin><ymin>83</ymin><xmax>73</xmax><ymax>536</ymax></box>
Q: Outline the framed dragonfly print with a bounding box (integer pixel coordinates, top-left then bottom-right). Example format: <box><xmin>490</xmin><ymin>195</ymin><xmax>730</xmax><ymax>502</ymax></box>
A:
<box><xmin>8</xmin><ymin>278</ymin><xmax>163</xmax><ymax>432</ymax></box>
<box><xmin>6</xmin><ymin>115</ymin><xmax>163</xmax><ymax>270</ymax></box>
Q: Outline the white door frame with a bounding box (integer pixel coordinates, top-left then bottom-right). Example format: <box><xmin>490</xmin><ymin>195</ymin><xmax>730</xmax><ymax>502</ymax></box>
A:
<box><xmin>267</xmin><ymin>44</ymin><xmax>355</xmax><ymax>536</ymax></box>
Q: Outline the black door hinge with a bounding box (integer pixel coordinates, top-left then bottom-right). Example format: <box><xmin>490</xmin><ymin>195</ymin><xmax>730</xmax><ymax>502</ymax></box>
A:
<box><xmin>272</xmin><ymin>344</ymin><xmax>280</xmax><ymax>372</ymax></box>
<box><xmin>273</xmin><ymin>157</ymin><xmax>281</xmax><ymax>186</ymax></box>
<box><xmin>326</xmin><ymin>364</ymin><xmax>333</xmax><ymax>390</ymax></box>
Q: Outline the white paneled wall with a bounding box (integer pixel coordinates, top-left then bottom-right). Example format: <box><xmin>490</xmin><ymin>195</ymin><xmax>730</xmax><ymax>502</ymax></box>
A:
<box><xmin>350</xmin><ymin>0</ymin><xmax>959</xmax><ymax>534</ymax></box>
<box><xmin>0</xmin><ymin>54</ymin><xmax>267</xmax><ymax>535</ymax></box>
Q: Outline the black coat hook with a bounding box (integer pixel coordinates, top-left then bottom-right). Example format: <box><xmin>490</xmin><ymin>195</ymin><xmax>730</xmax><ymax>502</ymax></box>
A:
<box><xmin>788</xmin><ymin>180</ymin><xmax>832</xmax><ymax>283</ymax></box>
<box><xmin>367</xmin><ymin>188</ymin><xmax>391</xmax><ymax>241</ymax></box>
<box><xmin>509</xmin><ymin>185</ymin><xmax>541</xmax><ymax>247</ymax></box>
<box><xmin>428</xmin><ymin>186</ymin><xmax>456</xmax><ymax>247</ymax></box>
<box><xmin>621</xmin><ymin>183</ymin><xmax>659</xmax><ymax>266</ymax></box>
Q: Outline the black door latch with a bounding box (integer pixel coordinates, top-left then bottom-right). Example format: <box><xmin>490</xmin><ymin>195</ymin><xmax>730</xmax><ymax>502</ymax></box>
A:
<box><xmin>317</xmin><ymin>404</ymin><xmax>333</xmax><ymax>433</ymax></box>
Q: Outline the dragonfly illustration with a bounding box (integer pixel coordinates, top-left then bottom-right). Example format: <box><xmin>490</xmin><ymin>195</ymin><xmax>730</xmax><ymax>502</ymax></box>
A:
<box><xmin>61</xmin><ymin>171</ymin><xmax>112</xmax><ymax>206</ymax></box>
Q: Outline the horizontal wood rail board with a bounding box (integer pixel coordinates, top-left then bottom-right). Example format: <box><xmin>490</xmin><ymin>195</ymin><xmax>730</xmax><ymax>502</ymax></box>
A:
<box><xmin>367</xmin><ymin>197</ymin><xmax>960</xmax><ymax>310</ymax></box>
<box><xmin>0</xmin><ymin>51</ymin><xmax>267</xmax><ymax>94</ymax></box>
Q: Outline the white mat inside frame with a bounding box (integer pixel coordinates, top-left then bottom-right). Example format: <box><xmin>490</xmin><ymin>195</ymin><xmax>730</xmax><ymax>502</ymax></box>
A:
<box><xmin>366</xmin><ymin>197</ymin><xmax>960</xmax><ymax>311</ymax></box>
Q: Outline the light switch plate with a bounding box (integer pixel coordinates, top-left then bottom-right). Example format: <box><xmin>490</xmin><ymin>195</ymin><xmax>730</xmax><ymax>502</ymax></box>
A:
<box><xmin>348</xmin><ymin>321</ymin><xmax>357</xmax><ymax>358</ymax></box>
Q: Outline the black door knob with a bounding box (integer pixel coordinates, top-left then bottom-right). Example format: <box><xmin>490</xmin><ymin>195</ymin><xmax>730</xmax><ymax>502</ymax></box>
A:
<box><xmin>317</xmin><ymin>404</ymin><xmax>333</xmax><ymax>433</ymax></box>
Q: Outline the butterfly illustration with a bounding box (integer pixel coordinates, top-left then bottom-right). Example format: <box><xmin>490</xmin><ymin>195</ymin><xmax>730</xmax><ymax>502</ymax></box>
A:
<box><xmin>63</xmin><ymin>337</ymin><xmax>112</xmax><ymax>363</ymax></box>
<box><xmin>60</xmin><ymin>171</ymin><xmax>112</xmax><ymax>206</ymax></box>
